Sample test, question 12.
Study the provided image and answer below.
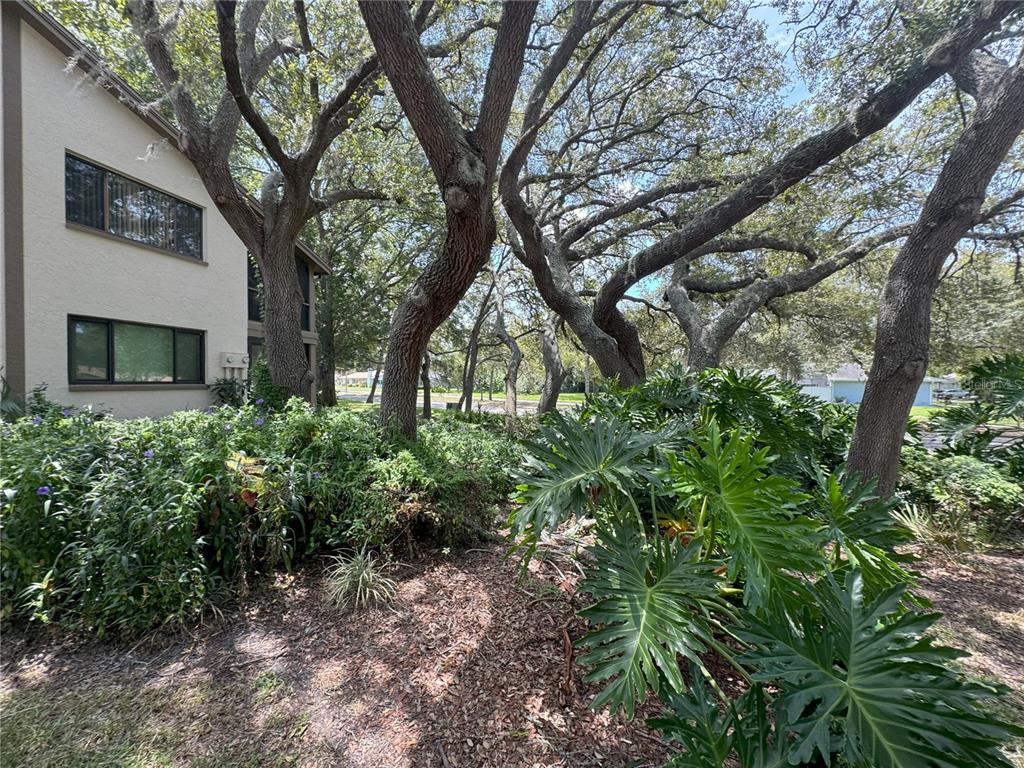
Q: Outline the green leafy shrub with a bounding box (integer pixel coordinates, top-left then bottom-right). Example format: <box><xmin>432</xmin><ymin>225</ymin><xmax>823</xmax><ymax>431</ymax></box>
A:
<box><xmin>511</xmin><ymin>369</ymin><xmax>1022</xmax><ymax>766</ymax></box>
<box><xmin>899</xmin><ymin>447</ymin><xmax>1023</xmax><ymax>547</ymax></box>
<box><xmin>246</xmin><ymin>357</ymin><xmax>288</xmax><ymax>410</ymax></box>
<box><xmin>0</xmin><ymin>400</ymin><xmax>519</xmax><ymax>635</ymax></box>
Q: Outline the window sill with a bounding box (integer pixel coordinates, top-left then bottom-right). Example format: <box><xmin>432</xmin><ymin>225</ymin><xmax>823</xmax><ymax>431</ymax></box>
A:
<box><xmin>69</xmin><ymin>384</ymin><xmax>209</xmax><ymax>391</ymax></box>
<box><xmin>65</xmin><ymin>222</ymin><xmax>207</xmax><ymax>266</ymax></box>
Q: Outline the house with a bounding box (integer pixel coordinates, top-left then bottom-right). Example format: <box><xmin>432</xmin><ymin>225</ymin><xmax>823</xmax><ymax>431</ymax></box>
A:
<box><xmin>1</xmin><ymin>3</ymin><xmax>325</xmax><ymax>418</ymax></box>
<box><xmin>799</xmin><ymin>364</ymin><xmax>936</xmax><ymax>407</ymax></box>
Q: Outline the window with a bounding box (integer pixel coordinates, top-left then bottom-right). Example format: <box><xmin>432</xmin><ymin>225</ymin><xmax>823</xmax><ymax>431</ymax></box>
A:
<box><xmin>68</xmin><ymin>316</ymin><xmax>204</xmax><ymax>385</ymax></box>
<box><xmin>65</xmin><ymin>154</ymin><xmax>203</xmax><ymax>259</ymax></box>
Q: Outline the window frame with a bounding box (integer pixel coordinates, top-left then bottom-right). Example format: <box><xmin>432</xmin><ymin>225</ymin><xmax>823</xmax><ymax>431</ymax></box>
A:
<box><xmin>67</xmin><ymin>315</ymin><xmax>206</xmax><ymax>386</ymax></box>
<box><xmin>65</xmin><ymin>151</ymin><xmax>204</xmax><ymax>261</ymax></box>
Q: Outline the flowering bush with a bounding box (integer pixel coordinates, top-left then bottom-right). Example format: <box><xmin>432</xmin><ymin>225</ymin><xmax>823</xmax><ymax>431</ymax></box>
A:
<box><xmin>0</xmin><ymin>399</ymin><xmax>519</xmax><ymax>635</ymax></box>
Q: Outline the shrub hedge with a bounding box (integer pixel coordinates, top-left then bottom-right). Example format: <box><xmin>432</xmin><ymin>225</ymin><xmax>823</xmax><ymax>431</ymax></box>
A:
<box><xmin>0</xmin><ymin>398</ymin><xmax>519</xmax><ymax>635</ymax></box>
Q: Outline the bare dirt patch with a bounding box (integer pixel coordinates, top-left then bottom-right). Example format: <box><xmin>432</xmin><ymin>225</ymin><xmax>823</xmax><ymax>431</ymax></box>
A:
<box><xmin>1</xmin><ymin>546</ymin><xmax>668</xmax><ymax>768</ymax></box>
<box><xmin>915</xmin><ymin>547</ymin><xmax>1024</xmax><ymax>765</ymax></box>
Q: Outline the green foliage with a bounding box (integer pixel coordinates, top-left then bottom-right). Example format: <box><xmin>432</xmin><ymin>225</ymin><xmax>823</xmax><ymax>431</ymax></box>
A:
<box><xmin>247</xmin><ymin>357</ymin><xmax>288</xmax><ymax>411</ymax></box>
<box><xmin>0</xmin><ymin>400</ymin><xmax>518</xmax><ymax>635</ymax></box>
<box><xmin>511</xmin><ymin>412</ymin><xmax>666</xmax><ymax>559</ymax></box>
<box><xmin>0</xmin><ymin>374</ymin><xmax>22</xmax><ymax>422</ymax></box>
<box><xmin>899</xmin><ymin>449</ymin><xmax>1024</xmax><ymax>547</ymax></box>
<box><xmin>511</xmin><ymin>370</ymin><xmax>1021</xmax><ymax>766</ymax></box>
<box><xmin>211</xmin><ymin>377</ymin><xmax>246</xmax><ymax>407</ymax></box>
<box><xmin>323</xmin><ymin>549</ymin><xmax>397</xmax><ymax>612</ymax></box>
<box><xmin>665</xmin><ymin>423</ymin><xmax>822</xmax><ymax>613</ymax></box>
<box><xmin>965</xmin><ymin>353</ymin><xmax>1024</xmax><ymax>420</ymax></box>
<box><xmin>578</xmin><ymin>527</ymin><xmax>730</xmax><ymax>718</ymax></box>
<box><xmin>738</xmin><ymin>571</ymin><xmax>1022</xmax><ymax>768</ymax></box>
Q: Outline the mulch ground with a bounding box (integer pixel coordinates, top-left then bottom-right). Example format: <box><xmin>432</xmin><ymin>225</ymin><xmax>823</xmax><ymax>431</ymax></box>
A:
<box><xmin>0</xmin><ymin>546</ymin><xmax>669</xmax><ymax>768</ymax></box>
<box><xmin>3</xmin><ymin>544</ymin><xmax>1021</xmax><ymax>768</ymax></box>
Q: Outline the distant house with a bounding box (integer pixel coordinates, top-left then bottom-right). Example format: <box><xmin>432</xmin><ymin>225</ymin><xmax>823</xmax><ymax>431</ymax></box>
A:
<box><xmin>799</xmin><ymin>364</ymin><xmax>936</xmax><ymax>407</ymax></box>
<box><xmin>1</xmin><ymin>3</ymin><xmax>325</xmax><ymax>417</ymax></box>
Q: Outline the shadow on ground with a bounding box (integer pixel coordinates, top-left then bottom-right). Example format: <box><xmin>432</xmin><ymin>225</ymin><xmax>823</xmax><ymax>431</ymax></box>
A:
<box><xmin>0</xmin><ymin>546</ymin><xmax>667</xmax><ymax>768</ymax></box>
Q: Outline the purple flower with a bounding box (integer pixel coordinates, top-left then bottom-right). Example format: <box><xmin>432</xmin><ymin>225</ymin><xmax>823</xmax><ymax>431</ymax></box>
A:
<box><xmin>255</xmin><ymin>398</ymin><xmax>265</xmax><ymax>406</ymax></box>
<box><xmin>61</xmin><ymin>408</ymin><xmax>73</xmax><ymax>417</ymax></box>
<box><xmin>31</xmin><ymin>415</ymin><xmax>42</xmax><ymax>425</ymax></box>
<box><xmin>36</xmin><ymin>486</ymin><xmax>50</xmax><ymax>496</ymax></box>
<box><xmin>205</xmin><ymin>407</ymin><xmax>215</xmax><ymax>415</ymax></box>
<box><xmin>143</xmin><ymin>449</ymin><xmax>155</xmax><ymax>459</ymax></box>
<box><xmin>311</xmin><ymin>471</ymin><xmax>321</xmax><ymax>479</ymax></box>
<box><xmin>254</xmin><ymin>417</ymin><xmax>265</xmax><ymax>427</ymax></box>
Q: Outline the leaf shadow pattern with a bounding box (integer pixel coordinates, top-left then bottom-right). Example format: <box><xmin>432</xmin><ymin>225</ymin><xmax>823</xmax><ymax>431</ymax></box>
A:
<box><xmin>0</xmin><ymin>546</ymin><xmax>670</xmax><ymax>767</ymax></box>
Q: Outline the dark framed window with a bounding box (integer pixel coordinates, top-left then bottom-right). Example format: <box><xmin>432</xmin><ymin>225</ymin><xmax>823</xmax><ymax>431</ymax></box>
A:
<box><xmin>65</xmin><ymin>153</ymin><xmax>203</xmax><ymax>260</ymax></box>
<box><xmin>68</xmin><ymin>316</ymin><xmax>205</xmax><ymax>385</ymax></box>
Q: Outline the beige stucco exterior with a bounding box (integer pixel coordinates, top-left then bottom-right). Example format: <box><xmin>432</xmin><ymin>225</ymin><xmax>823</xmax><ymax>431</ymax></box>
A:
<box><xmin>3</xmin><ymin>9</ymin><xmax>251</xmax><ymax>418</ymax></box>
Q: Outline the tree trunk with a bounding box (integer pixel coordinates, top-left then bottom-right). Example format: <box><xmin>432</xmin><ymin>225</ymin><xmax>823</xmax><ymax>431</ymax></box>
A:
<box><xmin>318</xmin><ymin>250</ymin><xmax>337</xmax><ymax>407</ymax></box>
<box><xmin>361</xmin><ymin>0</ymin><xmax>536</xmax><ymax>439</ymax></box>
<box><xmin>256</xmin><ymin>244</ymin><xmax>313</xmax><ymax>399</ymax></box>
<box><xmin>420</xmin><ymin>350</ymin><xmax>432</xmax><ymax>420</ymax></box>
<box><xmin>378</xmin><ymin>208</ymin><xmax>496</xmax><ymax>437</ymax></box>
<box><xmin>366</xmin><ymin>351</ymin><xmax>382</xmax><ymax>404</ymax></box>
<box><xmin>459</xmin><ymin>286</ymin><xmax>494</xmax><ymax>412</ymax></box>
<box><xmin>494</xmin><ymin>305</ymin><xmax>522</xmax><ymax>427</ymax></box>
<box><xmin>686</xmin><ymin>341</ymin><xmax>723</xmax><ymax>371</ymax></box>
<box><xmin>847</xmin><ymin>58</ymin><xmax>1024</xmax><ymax>495</ymax></box>
<box><xmin>537</xmin><ymin>314</ymin><xmax>566</xmax><ymax>414</ymax></box>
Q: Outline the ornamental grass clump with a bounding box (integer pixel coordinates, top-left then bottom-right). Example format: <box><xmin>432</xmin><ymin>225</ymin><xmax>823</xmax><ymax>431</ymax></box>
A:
<box><xmin>322</xmin><ymin>549</ymin><xmax>397</xmax><ymax>612</ymax></box>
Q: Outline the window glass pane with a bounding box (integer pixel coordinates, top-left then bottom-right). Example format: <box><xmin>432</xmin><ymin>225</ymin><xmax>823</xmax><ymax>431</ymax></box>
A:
<box><xmin>106</xmin><ymin>175</ymin><xmax>202</xmax><ymax>259</ymax></box>
<box><xmin>174</xmin><ymin>201</ymin><xmax>202</xmax><ymax>259</ymax></box>
<box><xmin>70</xmin><ymin>320</ymin><xmax>108</xmax><ymax>381</ymax></box>
<box><xmin>175</xmin><ymin>332</ymin><xmax>202</xmax><ymax>382</ymax></box>
<box><xmin>65</xmin><ymin>156</ymin><xmax>105</xmax><ymax>229</ymax></box>
<box><xmin>113</xmin><ymin>323</ymin><xmax>173</xmax><ymax>382</ymax></box>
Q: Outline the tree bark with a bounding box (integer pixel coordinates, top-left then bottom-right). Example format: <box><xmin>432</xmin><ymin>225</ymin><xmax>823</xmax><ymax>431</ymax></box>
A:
<box><xmin>255</xmin><ymin>243</ymin><xmax>313</xmax><ymax>398</ymax></box>
<box><xmin>420</xmin><ymin>351</ymin><xmax>432</xmax><ymax>420</ymax></box>
<box><xmin>360</xmin><ymin>0</ymin><xmax>537</xmax><ymax>438</ymax></box>
<box><xmin>847</xmin><ymin>53</ymin><xmax>1024</xmax><ymax>495</ymax></box>
<box><xmin>459</xmin><ymin>285</ymin><xmax>495</xmax><ymax>412</ymax></box>
<box><xmin>366</xmin><ymin>348</ymin><xmax>383</xmax><ymax>404</ymax></box>
<box><xmin>591</xmin><ymin>2</ymin><xmax>1021</xmax><ymax>327</ymax></box>
<box><xmin>494</xmin><ymin>300</ymin><xmax>522</xmax><ymax>427</ymax></box>
<box><xmin>537</xmin><ymin>313</ymin><xmax>567</xmax><ymax>414</ymax></box>
<box><xmin>317</xmin><ymin>232</ymin><xmax>337</xmax><ymax>407</ymax></box>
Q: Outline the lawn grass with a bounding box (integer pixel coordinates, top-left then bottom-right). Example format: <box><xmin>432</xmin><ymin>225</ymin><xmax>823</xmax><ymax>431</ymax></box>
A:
<box><xmin>910</xmin><ymin>404</ymin><xmax>1021</xmax><ymax>426</ymax></box>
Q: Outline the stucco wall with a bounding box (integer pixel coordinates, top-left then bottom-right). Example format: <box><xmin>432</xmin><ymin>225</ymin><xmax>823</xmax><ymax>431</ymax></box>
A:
<box><xmin>16</xmin><ymin>21</ymin><xmax>248</xmax><ymax>418</ymax></box>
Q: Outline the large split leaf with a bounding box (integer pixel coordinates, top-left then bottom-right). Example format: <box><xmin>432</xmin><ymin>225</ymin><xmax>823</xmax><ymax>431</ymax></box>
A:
<box><xmin>511</xmin><ymin>412</ymin><xmax>665</xmax><ymax>557</ymax></box>
<box><xmin>652</xmin><ymin>679</ymin><xmax>792</xmax><ymax>768</ymax></box>
<box><xmin>578</xmin><ymin>526</ymin><xmax>729</xmax><ymax>718</ymax></box>
<box><xmin>666</xmin><ymin>422</ymin><xmax>824</xmax><ymax>612</ymax></box>
<box><xmin>738</xmin><ymin>570</ymin><xmax>1023</xmax><ymax>768</ymax></box>
<box><xmin>811</xmin><ymin>469</ymin><xmax>918</xmax><ymax>599</ymax></box>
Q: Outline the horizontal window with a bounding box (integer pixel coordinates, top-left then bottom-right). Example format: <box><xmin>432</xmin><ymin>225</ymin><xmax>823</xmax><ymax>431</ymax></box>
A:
<box><xmin>65</xmin><ymin>154</ymin><xmax>203</xmax><ymax>260</ymax></box>
<box><xmin>68</xmin><ymin>316</ymin><xmax>204</xmax><ymax>385</ymax></box>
